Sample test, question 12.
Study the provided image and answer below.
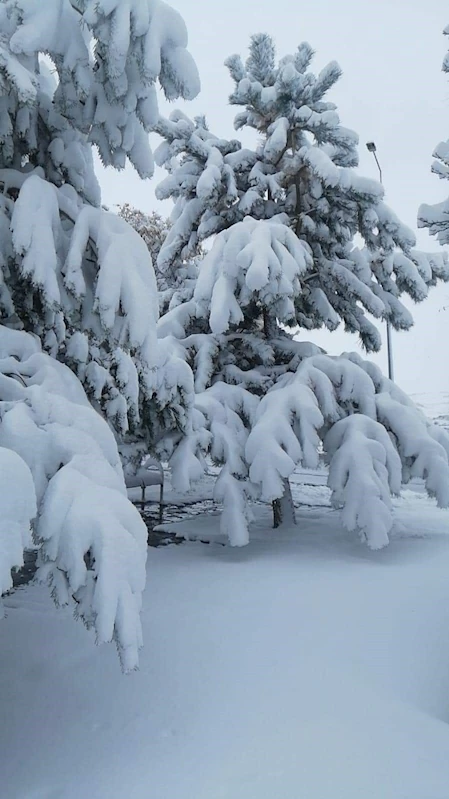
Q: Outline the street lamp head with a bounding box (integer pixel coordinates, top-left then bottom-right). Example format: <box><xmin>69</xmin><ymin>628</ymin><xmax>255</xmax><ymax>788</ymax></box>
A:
<box><xmin>366</xmin><ymin>141</ymin><xmax>377</xmax><ymax>153</ymax></box>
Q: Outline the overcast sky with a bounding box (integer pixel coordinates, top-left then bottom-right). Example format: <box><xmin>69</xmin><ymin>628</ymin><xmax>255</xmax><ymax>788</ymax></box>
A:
<box><xmin>98</xmin><ymin>0</ymin><xmax>449</xmax><ymax>397</ymax></box>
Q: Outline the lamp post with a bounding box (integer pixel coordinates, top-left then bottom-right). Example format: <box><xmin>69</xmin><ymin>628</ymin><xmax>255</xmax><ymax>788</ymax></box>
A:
<box><xmin>366</xmin><ymin>141</ymin><xmax>394</xmax><ymax>381</ymax></box>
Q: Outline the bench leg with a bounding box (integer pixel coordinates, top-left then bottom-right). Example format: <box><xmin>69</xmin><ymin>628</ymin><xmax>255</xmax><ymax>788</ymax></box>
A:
<box><xmin>141</xmin><ymin>485</ymin><xmax>146</xmax><ymax>508</ymax></box>
<box><xmin>159</xmin><ymin>484</ymin><xmax>164</xmax><ymax>524</ymax></box>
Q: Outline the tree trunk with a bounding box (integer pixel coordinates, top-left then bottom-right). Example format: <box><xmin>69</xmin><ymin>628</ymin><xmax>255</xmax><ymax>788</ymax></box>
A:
<box><xmin>263</xmin><ymin>308</ymin><xmax>277</xmax><ymax>339</ymax></box>
<box><xmin>272</xmin><ymin>477</ymin><xmax>296</xmax><ymax>528</ymax></box>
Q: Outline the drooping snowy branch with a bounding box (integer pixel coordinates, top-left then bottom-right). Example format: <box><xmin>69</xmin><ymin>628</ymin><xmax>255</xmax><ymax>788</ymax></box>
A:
<box><xmin>325</xmin><ymin>415</ymin><xmax>402</xmax><ymax>550</ymax></box>
<box><xmin>1</xmin><ymin>0</ymin><xmax>199</xmax><ymax>178</ymax></box>
<box><xmin>245</xmin><ymin>353</ymin><xmax>449</xmax><ymax>549</ymax></box>
<box><xmin>194</xmin><ymin>217</ymin><xmax>313</xmax><ymax>333</ymax></box>
<box><xmin>0</xmin><ymin>327</ymin><xmax>147</xmax><ymax>670</ymax></box>
<box><xmin>195</xmin><ymin>382</ymin><xmax>259</xmax><ymax>546</ymax></box>
<box><xmin>3</xmin><ymin>171</ymin><xmax>160</xmax><ymax>443</ymax></box>
<box><xmin>0</xmin><ymin>445</ymin><xmax>36</xmax><ymax>602</ymax></box>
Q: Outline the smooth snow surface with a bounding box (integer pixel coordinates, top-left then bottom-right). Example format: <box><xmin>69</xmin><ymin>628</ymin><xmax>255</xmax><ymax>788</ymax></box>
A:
<box><xmin>2</xmin><ymin>483</ymin><xmax>449</xmax><ymax>798</ymax></box>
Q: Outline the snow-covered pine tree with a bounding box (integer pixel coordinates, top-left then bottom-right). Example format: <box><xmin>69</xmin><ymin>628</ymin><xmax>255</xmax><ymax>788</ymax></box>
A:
<box><xmin>159</xmin><ymin>216</ymin><xmax>449</xmax><ymax>546</ymax></box>
<box><xmin>0</xmin><ymin>0</ymin><xmax>199</xmax><ymax>668</ymax></box>
<box><xmin>156</xmin><ymin>36</ymin><xmax>448</xmax><ymax>350</ymax></box>
<box><xmin>155</xmin><ymin>34</ymin><xmax>449</xmax><ymax>544</ymax></box>
<box><xmin>117</xmin><ymin>204</ymin><xmax>170</xmax><ymax>279</ymax></box>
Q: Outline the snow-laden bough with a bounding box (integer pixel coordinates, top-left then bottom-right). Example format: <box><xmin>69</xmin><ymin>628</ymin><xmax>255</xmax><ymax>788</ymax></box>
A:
<box><xmin>0</xmin><ymin>327</ymin><xmax>147</xmax><ymax>671</ymax></box>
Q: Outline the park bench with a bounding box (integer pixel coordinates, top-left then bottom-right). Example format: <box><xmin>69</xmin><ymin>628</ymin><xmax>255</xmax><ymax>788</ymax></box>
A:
<box><xmin>124</xmin><ymin>456</ymin><xmax>164</xmax><ymax>523</ymax></box>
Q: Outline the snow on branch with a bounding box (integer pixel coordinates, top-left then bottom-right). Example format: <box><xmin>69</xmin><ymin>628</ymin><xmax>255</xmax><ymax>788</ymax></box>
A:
<box><xmin>194</xmin><ymin>217</ymin><xmax>313</xmax><ymax>333</ymax></box>
<box><xmin>195</xmin><ymin>382</ymin><xmax>259</xmax><ymax>546</ymax></box>
<box><xmin>418</xmin><ymin>200</ymin><xmax>449</xmax><ymax>246</ymax></box>
<box><xmin>300</xmin><ymin>146</ymin><xmax>382</xmax><ymax>198</ymax></box>
<box><xmin>325</xmin><ymin>416</ymin><xmax>401</xmax><ymax>550</ymax></box>
<box><xmin>419</xmin><ymin>38</ymin><xmax>449</xmax><ymax>246</ymax></box>
<box><xmin>11</xmin><ymin>173</ymin><xmax>62</xmax><ymax>306</ymax></box>
<box><xmin>66</xmin><ymin>205</ymin><xmax>159</xmax><ymax>361</ymax></box>
<box><xmin>6</xmin><ymin>172</ymin><xmax>160</xmax><ymax>438</ymax></box>
<box><xmin>246</xmin><ymin>380</ymin><xmax>323</xmax><ymax>501</ymax></box>
<box><xmin>154</xmin><ymin>113</ymin><xmax>242</xmax><ymax>272</ymax></box>
<box><xmin>0</xmin><ymin>446</ymin><xmax>36</xmax><ymax>600</ymax></box>
<box><xmin>376</xmin><ymin>394</ymin><xmax>449</xmax><ymax>507</ymax></box>
<box><xmin>2</xmin><ymin>0</ymin><xmax>200</xmax><ymax>177</ymax></box>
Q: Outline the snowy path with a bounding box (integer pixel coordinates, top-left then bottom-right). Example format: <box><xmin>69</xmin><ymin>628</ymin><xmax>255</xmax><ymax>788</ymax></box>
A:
<box><xmin>2</xmin><ymin>491</ymin><xmax>449</xmax><ymax>798</ymax></box>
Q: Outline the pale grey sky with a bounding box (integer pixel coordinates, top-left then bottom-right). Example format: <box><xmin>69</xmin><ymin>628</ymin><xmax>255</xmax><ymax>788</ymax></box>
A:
<box><xmin>98</xmin><ymin>0</ymin><xmax>449</xmax><ymax>396</ymax></box>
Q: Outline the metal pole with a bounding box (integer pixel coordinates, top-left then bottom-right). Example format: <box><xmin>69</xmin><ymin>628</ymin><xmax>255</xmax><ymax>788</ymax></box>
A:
<box><xmin>372</xmin><ymin>152</ymin><xmax>382</xmax><ymax>186</ymax></box>
<box><xmin>366</xmin><ymin>142</ymin><xmax>394</xmax><ymax>381</ymax></box>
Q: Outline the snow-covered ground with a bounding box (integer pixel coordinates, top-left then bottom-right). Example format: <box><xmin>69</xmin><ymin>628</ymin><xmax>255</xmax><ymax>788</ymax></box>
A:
<box><xmin>2</xmin><ymin>474</ymin><xmax>449</xmax><ymax>798</ymax></box>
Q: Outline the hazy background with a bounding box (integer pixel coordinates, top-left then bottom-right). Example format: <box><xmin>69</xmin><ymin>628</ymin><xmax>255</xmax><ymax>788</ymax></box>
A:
<box><xmin>98</xmin><ymin>0</ymin><xmax>449</xmax><ymax>396</ymax></box>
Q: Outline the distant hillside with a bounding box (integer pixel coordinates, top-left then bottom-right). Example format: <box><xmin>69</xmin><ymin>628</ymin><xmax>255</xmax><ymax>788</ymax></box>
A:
<box><xmin>411</xmin><ymin>392</ymin><xmax>449</xmax><ymax>431</ymax></box>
